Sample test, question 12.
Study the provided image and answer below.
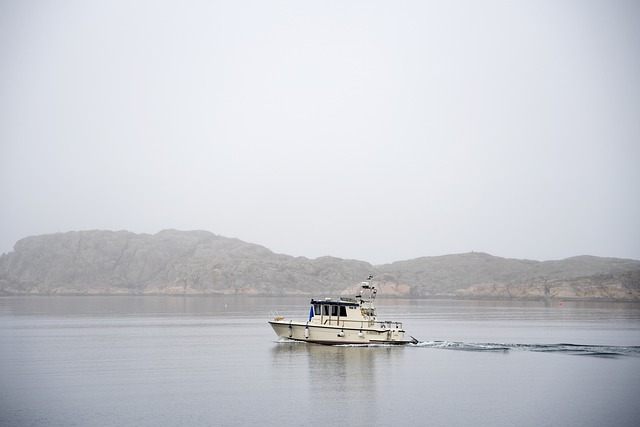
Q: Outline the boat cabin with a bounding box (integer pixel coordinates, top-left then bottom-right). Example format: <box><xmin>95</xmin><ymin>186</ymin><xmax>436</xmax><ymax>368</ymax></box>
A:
<box><xmin>309</xmin><ymin>280</ymin><xmax>379</xmax><ymax>326</ymax></box>
<box><xmin>311</xmin><ymin>299</ymin><xmax>359</xmax><ymax>320</ymax></box>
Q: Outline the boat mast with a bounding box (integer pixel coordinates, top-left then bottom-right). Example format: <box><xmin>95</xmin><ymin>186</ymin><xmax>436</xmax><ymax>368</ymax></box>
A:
<box><xmin>357</xmin><ymin>275</ymin><xmax>377</xmax><ymax>301</ymax></box>
<box><xmin>357</xmin><ymin>275</ymin><xmax>377</xmax><ymax>320</ymax></box>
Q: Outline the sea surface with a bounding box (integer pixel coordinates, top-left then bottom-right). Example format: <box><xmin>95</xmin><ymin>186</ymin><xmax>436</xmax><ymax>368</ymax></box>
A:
<box><xmin>1</xmin><ymin>296</ymin><xmax>639</xmax><ymax>427</ymax></box>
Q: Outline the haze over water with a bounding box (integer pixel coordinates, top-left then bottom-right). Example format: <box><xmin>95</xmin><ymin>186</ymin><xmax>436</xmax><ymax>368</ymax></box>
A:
<box><xmin>2</xmin><ymin>1</ymin><xmax>639</xmax><ymax>263</ymax></box>
<box><xmin>1</xmin><ymin>297</ymin><xmax>639</xmax><ymax>427</ymax></box>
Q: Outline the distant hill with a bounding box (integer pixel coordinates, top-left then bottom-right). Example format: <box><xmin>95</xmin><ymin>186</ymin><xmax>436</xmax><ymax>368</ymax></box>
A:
<box><xmin>1</xmin><ymin>230</ymin><xmax>639</xmax><ymax>300</ymax></box>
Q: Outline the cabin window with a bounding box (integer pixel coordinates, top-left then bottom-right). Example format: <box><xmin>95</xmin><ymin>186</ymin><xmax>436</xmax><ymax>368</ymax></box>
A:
<box><xmin>339</xmin><ymin>306</ymin><xmax>347</xmax><ymax>317</ymax></box>
<box><xmin>323</xmin><ymin>305</ymin><xmax>330</xmax><ymax>316</ymax></box>
<box><xmin>331</xmin><ymin>305</ymin><xmax>339</xmax><ymax>316</ymax></box>
<box><xmin>314</xmin><ymin>304</ymin><xmax>321</xmax><ymax>315</ymax></box>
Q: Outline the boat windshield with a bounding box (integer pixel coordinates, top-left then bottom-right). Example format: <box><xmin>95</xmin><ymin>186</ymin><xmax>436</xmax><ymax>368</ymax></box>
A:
<box><xmin>313</xmin><ymin>304</ymin><xmax>347</xmax><ymax>317</ymax></box>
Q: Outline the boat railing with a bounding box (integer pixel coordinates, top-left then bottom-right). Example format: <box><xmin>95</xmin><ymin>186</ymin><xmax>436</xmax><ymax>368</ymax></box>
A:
<box><xmin>321</xmin><ymin>318</ymin><xmax>404</xmax><ymax>330</ymax></box>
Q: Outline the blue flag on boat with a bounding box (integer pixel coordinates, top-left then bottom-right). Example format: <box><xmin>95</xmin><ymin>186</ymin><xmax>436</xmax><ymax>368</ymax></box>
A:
<box><xmin>309</xmin><ymin>306</ymin><xmax>314</xmax><ymax>321</ymax></box>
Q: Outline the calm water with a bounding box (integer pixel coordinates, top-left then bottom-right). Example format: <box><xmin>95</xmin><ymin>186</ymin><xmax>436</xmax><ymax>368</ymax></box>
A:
<box><xmin>1</xmin><ymin>297</ymin><xmax>639</xmax><ymax>427</ymax></box>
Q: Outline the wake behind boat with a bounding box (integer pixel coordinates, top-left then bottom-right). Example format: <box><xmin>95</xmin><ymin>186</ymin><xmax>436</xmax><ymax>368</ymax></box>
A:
<box><xmin>269</xmin><ymin>276</ymin><xmax>418</xmax><ymax>345</ymax></box>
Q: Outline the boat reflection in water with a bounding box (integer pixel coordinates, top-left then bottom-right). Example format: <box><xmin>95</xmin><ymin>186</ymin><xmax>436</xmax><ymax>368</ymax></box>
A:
<box><xmin>269</xmin><ymin>276</ymin><xmax>417</xmax><ymax>345</ymax></box>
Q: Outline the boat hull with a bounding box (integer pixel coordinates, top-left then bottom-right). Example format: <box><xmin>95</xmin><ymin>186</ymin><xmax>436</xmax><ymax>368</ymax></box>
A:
<box><xmin>269</xmin><ymin>320</ymin><xmax>417</xmax><ymax>345</ymax></box>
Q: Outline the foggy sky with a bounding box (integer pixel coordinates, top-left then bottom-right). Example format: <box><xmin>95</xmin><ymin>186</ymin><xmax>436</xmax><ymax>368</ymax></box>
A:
<box><xmin>1</xmin><ymin>0</ymin><xmax>639</xmax><ymax>264</ymax></box>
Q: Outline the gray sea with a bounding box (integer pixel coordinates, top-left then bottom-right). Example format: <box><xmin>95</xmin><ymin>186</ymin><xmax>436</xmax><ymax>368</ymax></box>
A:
<box><xmin>1</xmin><ymin>296</ymin><xmax>639</xmax><ymax>427</ymax></box>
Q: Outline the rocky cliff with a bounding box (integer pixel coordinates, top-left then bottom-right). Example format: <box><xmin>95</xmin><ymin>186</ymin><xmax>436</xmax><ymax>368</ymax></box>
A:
<box><xmin>1</xmin><ymin>230</ymin><xmax>639</xmax><ymax>300</ymax></box>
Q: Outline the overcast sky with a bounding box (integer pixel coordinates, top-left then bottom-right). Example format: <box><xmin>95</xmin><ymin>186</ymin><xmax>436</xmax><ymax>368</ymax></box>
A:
<box><xmin>1</xmin><ymin>0</ymin><xmax>639</xmax><ymax>264</ymax></box>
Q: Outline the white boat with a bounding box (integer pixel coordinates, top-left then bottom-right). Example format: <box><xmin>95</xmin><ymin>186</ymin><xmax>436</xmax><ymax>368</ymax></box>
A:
<box><xmin>268</xmin><ymin>276</ymin><xmax>418</xmax><ymax>345</ymax></box>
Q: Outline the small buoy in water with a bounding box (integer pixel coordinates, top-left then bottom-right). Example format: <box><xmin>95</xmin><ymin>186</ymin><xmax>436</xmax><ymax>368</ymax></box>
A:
<box><xmin>559</xmin><ymin>301</ymin><xmax>564</xmax><ymax>306</ymax></box>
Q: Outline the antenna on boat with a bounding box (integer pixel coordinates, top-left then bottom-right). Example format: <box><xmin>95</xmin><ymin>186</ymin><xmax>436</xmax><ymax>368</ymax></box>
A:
<box><xmin>362</xmin><ymin>275</ymin><xmax>373</xmax><ymax>289</ymax></box>
<box><xmin>357</xmin><ymin>275</ymin><xmax>377</xmax><ymax>303</ymax></box>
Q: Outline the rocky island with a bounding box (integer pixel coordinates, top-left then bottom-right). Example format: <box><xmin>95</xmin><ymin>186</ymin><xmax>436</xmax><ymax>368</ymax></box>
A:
<box><xmin>1</xmin><ymin>230</ymin><xmax>639</xmax><ymax>300</ymax></box>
